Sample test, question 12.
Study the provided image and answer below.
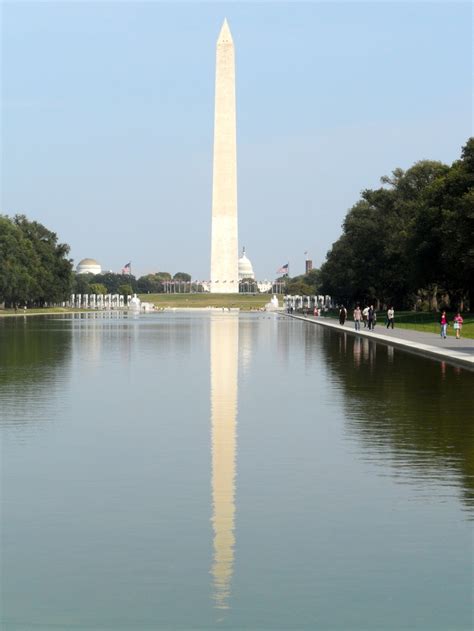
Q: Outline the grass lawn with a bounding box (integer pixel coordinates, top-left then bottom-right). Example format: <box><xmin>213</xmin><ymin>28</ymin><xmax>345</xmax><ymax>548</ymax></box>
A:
<box><xmin>138</xmin><ymin>293</ymin><xmax>275</xmax><ymax>310</ymax></box>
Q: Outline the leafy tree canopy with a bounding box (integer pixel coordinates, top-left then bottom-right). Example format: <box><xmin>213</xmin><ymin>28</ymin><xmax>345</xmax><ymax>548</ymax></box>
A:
<box><xmin>118</xmin><ymin>283</ymin><xmax>133</xmax><ymax>296</ymax></box>
<box><xmin>173</xmin><ymin>272</ymin><xmax>191</xmax><ymax>281</ymax></box>
<box><xmin>318</xmin><ymin>138</ymin><xmax>473</xmax><ymax>310</ymax></box>
<box><xmin>89</xmin><ymin>283</ymin><xmax>107</xmax><ymax>295</ymax></box>
<box><xmin>0</xmin><ymin>214</ymin><xmax>72</xmax><ymax>307</ymax></box>
<box><xmin>92</xmin><ymin>272</ymin><xmax>136</xmax><ymax>294</ymax></box>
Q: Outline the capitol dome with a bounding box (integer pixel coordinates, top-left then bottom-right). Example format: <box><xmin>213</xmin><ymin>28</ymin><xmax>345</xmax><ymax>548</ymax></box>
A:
<box><xmin>76</xmin><ymin>258</ymin><xmax>102</xmax><ymax>275</ymax></box>
<box><xmin>238</xmin><ymin>248</ymin><xmax>255</xmax><ymax>280</ymax></box>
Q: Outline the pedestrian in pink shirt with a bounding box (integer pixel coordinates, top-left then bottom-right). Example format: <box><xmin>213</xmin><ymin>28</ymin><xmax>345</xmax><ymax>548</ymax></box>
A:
<box><xmin>440</xmin><ymin>311</ymin><xmax>448</xmax><ymax>339</ymax></box>
<box><xmin>453</xmin><ymin>313</ymin><xmax>464</xmax><ymax>339</ymax></box>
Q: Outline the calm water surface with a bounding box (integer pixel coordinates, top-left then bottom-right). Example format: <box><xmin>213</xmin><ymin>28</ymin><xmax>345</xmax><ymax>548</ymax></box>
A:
<box><xmin>1</xmin><ymin>312</ymin><xmax>473</xmax><ymax>630</ymax></box>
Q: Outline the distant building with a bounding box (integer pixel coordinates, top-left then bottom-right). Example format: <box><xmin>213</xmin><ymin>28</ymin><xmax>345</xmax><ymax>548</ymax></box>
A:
<box><xmin>238</xmin><ymin>247</ymin><xmax>255</xmax><ymax>280</ymax></box>
<box><xmin>76</xmin><ymin>258</ymin><xmax>102</xmax><ymax>275</ymax></box>
<box><xmin>305</xmin><ymin>259</ymin><xmax>313</xmax><ymax>274</ymax></box>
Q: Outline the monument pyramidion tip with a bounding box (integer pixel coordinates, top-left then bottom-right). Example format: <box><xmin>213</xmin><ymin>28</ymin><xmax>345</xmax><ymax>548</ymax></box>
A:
<box><xmin>217</xmin><ymin>18</ymin><xmax>233</xmax><ymax>44</ymax></box>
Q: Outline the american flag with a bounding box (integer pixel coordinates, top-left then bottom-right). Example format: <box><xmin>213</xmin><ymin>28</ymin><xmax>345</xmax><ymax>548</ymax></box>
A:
<box><xmin>276</xmin><ymin>263</ymin><xmax>289</xmax><ymax>275</ymax></box>
<box><xmin>121</xmin><ymin>261</ymin><xmax>131</xmax><ymax>274</ymax></box>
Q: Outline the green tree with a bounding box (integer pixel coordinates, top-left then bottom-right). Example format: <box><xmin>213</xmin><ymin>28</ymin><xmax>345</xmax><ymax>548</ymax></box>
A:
<box><xmin>173</xmin><ymin>272</ymin><xmax>191</xmax><ymax>281</ymax></box>
<box><xmin>319</xmin><ymin>157</ymin><xmax>454</xmax><ymax>308</ymax></box>
<box><xmin>304</xmin><ymin>268</ymin><xmax>321</xmax><ymax>292</ymax></box>
<box><xmin>0</xmin><ymin>214</ymin><xmax>72</xmax><ymax>307</ymax></box>
<box><xmin>72</xmin><ymin>274</ymin><xmax>91</xmax><ymax>295</ymax></box>
<box><xmin>137</xmin><ymin>273</ymin><xmax>166</xmax><ymax>293</ymax></box>
<box><xmin>319</xmin><ymin>235</ymin><xmax>357</xmax><ymax>303</ymax></box>
<box><xmin>118</xmin><ymin>283</ymin><xmax>133</xmax><ymax>296</ymax></box>
<box><xmin>93</xmin><ymin>272</ymin><xmax>135</xmax><ymax>293</ymax></box>
<box><xmin>89</xmin><ymin>283</ymin><xmax>107</xmax><ymax>295</ymax></box>
<box><xmin>0</xmin><ymin>216</ymin><xmax>38</xmax><ymax>306</ymax></box>
<box><xmin>286</xmin><ymin>276</ymin><xmax>314</xmax><ymax>295</ymax></box>
<box><xmin>410</xmin><ymin>138</ymin><xmax>474</xmax><ymax>309</ymax></box>
<box><xmin>13</xmin><ymin>215</ymin><xmax>72</xmax><ymax>305</ymax></box>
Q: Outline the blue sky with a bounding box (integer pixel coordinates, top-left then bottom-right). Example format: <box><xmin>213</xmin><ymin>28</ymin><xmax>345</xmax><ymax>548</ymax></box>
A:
<box><xmin>2</xmin><ymin>2</ymin><xmax>472</xmax><ymax>279</ymax></box>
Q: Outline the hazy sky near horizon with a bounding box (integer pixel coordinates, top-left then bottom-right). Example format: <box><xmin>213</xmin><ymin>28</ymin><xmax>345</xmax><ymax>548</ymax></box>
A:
<box><xmin>2</xmin><ymin>2</ymin><xmax>472</xmax><ymax>279</ymax></box>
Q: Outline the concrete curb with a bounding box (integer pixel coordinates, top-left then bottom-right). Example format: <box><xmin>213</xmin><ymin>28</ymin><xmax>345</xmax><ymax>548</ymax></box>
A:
<box><xmin>287</xmin><ymin>314</ymin><xmax>474</xmax><ymax>371</ymax></box>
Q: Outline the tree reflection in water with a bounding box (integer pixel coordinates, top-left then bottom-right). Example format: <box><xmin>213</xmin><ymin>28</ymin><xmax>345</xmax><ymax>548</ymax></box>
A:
<box><xmin>0</xmin><ymin>316</ymin><xmax>72</xmax><ymax>430</ymax></box>
<box><xmin>303</xmin><ymin>323</ymin><xmax>474</xmax><ymax>511</ymax></box>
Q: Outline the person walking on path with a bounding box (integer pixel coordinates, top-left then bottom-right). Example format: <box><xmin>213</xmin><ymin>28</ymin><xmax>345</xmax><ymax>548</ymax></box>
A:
<box><xmin>440</xmin><ymin>311</ymin><xmax>448</xmax><ymax>339</ymax></box>
<box><xmin>386</xmin><ymin>306</ymin><xmax>395</xmax><ymax>329</ymax></box>
<box><xmin>453</xmin><ymin>312</ymin><xmax>464</xmax><ymax>339</ymax></box>
<box><xmin>368</xmin><ymin>305</ymin><xmax>375</xmax><ymax>330</ymax></box>
<box><xmin>353</xmin><ymin>305</ymin><xmax>362</xmax><ymax>331</ymax></box>
<box><xmin>362</xmin><ymin>306</ymin><xmax>369</xmax><ymax>328</ymax></box>
<box><xmin>339</xmin><ymin>305</ymin><xmax>347</xmax><ymax>325</ymax></box>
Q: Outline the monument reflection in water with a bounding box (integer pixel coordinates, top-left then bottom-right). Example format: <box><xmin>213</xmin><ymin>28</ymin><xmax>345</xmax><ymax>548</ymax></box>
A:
<box><xmin>210</xmin><ymin>313</ymin><xmax>238</xmax><ymax>609</ymax></box>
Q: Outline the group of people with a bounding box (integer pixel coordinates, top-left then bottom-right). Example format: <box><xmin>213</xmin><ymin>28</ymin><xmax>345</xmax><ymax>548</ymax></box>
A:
<box><xmin>440</xmin><ymin>311</ymin><xmax>464</xmax><ymax>339</ymax></box>
<box><xmin>294</xmin><ymin>302</ymin><xmax>465</xmax><ymax>340</ymax></box>
<box><xmin>338</xmin><ymin>305</ymin><xmax>464</xmax><ymax>339</ymax></box>
<box><xmin>339</xmin><ymin>305</ymin><xmax>394</xmax><ymax>331</ymax></box>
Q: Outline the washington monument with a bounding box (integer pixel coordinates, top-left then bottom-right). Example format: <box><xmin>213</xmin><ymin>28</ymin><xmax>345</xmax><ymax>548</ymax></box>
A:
<box><xmin>210</xmin><ymin>19</ymin><xmax>239</xmax><ymax>293</ymax></box>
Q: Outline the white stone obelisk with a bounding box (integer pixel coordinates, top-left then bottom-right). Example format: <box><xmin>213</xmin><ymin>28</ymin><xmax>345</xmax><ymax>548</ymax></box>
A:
<box><xmin>210</xmin><ymin>19</ymin><xmax>238</xmax><ymax>293</ymax></box>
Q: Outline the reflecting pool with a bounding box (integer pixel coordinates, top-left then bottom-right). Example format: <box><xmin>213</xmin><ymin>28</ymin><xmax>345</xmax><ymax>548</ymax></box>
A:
<box><xmin>1</xmin><ymin>312</ymin><xmax>473</xmax><ymax>630</ymax></box>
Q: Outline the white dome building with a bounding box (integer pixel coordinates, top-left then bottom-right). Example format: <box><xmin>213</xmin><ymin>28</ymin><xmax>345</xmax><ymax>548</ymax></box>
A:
<box><xmin>76</xmin><ymin>258</ymin><xmax>102</xmax><ymax>275</ymax></box>
<box><xmin>238</xmin><ymin>248</ymin><xmax>255</xmax><ymax>280</ymax></box>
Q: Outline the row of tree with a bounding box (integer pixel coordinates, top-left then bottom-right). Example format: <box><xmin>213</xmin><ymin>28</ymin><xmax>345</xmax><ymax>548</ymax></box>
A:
<box><xmin>319</xmin><ymin>137</ymin><xmax>473</xmax><ymax>309</ymax></box>
<box><xmin>3</xmin><ymin>139</ymin><xmax>471</xmax><ymax>310</ymax></box>
<box><xmin>74</xmin><ymin>273</ymin><xmax>265</xmax><ymax>295</ymax></box>
<box><xmin>0</xmin><ymin>215</ymin><xmax>264</xmax><ymax>304</ymax></box>
<box><xmin>285</xmin><ymin>138</ymin><xmax>473</xmax><ymax>310</ymax></box>
<box><xmin>135</xmin><ymin>272</ymin><xmax>191</xmax><ymax>294</ymax></box>
<box><xmin>0</xmin><ymin>213</ymin><xmax>196</xmax><ymax>306</ymax></box>
<box><xmin>72</xmin><ymin>271</ymin><xmax>193</xmax><ymax>296</ymax></box>
<box><xmin>0</xmin><ymin>215</ymin><xmax>72</xmax><ymax>307</ymax></box>
<box><xmin>283</xmin><ymin>269</ymin><xmax>321</xmax><ymax>296</ymax></box>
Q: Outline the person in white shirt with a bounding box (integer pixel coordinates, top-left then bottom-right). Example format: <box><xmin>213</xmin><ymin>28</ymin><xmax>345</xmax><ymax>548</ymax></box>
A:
<box><xmin>362</xmin><ymin>306</ymin><xmax>369</xmax><ymax>328</ymax></box>
<box><xmin>386</xmin><ymin>306</ymin><xmax>395</xmax><ymax>329</ymax></box>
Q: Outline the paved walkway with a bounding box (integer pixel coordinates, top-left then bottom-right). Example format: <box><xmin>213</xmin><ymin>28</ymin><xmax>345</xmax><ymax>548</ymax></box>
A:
<box><xmin>288</xmin><ymin>314</ymin><xmax>474</xmax><ymax>369</ymax></box>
